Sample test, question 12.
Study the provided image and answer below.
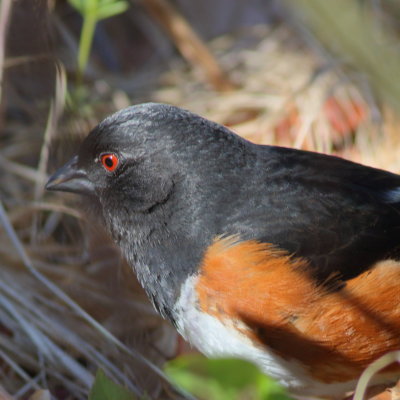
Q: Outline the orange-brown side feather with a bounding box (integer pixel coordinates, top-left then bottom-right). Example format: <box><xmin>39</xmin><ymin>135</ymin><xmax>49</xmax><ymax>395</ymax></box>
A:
<box><xmin>196</xmin><ymin>236</ymin><xmax>400</xmax><ymax>383</ymax></box>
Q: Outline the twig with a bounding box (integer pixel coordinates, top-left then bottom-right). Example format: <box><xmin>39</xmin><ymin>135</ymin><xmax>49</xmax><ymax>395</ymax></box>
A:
<box><xmin>0</xmin><ymin>0</ymin><xmax>12</xmax><ymax>106</ymax></box>
<box><xmin>34</xmin><ymin>62</ymin><xmax>67</xmax><ymax>202</ymax></box>
<box><xmin>31</xmin><ymin>62</ymin><xmax>67</xmax><ymax>243</ymax></box>
<box><xmin>142</xmin><ymin>0</ymin><xmax>235</xmax><ymax>92</ymax></box>
<box><xmin>0</xmin><ymin>349</ymin><xmax>41</xmax><ymax>392</ymax></box>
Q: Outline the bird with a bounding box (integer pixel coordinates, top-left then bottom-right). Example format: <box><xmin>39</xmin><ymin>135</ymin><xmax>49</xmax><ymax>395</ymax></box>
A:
<box><xmin>46</xmin><ymin>103</ymin><xmax>400</xmax><ymax>398</ymax></box>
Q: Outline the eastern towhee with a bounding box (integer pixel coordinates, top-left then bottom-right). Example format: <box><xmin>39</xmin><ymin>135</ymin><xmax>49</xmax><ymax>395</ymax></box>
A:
<box><xmin>46</xmin><ymin>103</ymin><xmax>400</xmax><ymax>398</ymax></box>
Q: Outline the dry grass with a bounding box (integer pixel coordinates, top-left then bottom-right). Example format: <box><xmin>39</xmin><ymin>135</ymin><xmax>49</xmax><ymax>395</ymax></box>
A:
<box><xmin>0</xmin><ymin>40</ymin><xmax>184</xmax><ymax>400</ymax></box>
<box><xmin>154</xmin><ymin>24</ymin><xmax>400</xmax><ymax>173</ymax></box>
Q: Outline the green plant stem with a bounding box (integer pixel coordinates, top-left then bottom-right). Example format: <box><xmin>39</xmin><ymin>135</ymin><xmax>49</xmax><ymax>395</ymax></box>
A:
<box><xmin>77</xmin><ymin>10</ymin><xmax>97</xmax><ymax>84</ymax></box>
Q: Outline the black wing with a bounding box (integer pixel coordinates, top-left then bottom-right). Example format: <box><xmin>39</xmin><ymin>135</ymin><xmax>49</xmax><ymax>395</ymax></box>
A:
<box><xmin>224</xmin><ymin>146</ymin><xmax>400</xmax><ymax>284</ymax></box>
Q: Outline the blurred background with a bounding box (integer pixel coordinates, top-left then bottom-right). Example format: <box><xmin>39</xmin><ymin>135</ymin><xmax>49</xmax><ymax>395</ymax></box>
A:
<box><xmin>1</xmin><ymin>0</ymin><xmax>400</xmax><ymax>399</ymax></box>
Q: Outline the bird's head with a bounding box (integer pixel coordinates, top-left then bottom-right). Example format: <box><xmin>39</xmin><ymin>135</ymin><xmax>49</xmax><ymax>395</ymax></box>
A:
<box><xmin>46</xmin><ymin>103</ymin><xmax>250</xmax><ymax>252</ymax></box>
<box><xmin>46</xmin><ymin>103</ymin><xmax>193</xmax><ymax>212</ymax></box>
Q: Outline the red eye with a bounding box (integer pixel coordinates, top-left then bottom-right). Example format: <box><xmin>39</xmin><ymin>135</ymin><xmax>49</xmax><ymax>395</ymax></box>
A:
<box><xmin>101</xmin><ymin>153</ymin><xmax>119</xmax><ymax>172</ymax></box>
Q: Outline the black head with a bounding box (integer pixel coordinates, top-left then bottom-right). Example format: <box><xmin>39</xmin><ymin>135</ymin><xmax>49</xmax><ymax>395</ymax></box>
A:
<box><xmin>48</xmin><ymin>104</ymin><xmax>181</xmax><ymax>208</ymax></box>
<box><xmin>47</xmin><ymin>103</ymin><xmax>246</xmax><ymax>206</ymax></box>
<box><xmin>46</xmin><ymin>103</ymin><xmax>253</xmax><ymax>318</ymax></box>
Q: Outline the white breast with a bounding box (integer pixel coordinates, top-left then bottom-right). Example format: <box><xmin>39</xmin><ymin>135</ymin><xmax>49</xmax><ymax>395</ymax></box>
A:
<box><xmin>173</xmin><ymin>275</ymin><xmax>379</xmax><ymax>398</ymax></box>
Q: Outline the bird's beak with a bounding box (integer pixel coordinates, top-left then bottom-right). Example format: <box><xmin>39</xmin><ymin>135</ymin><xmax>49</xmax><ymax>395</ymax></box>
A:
<box><xmin>46</xmin><ymin>155</ymin><xmax>95</xmax><ymax>196</ymax></box>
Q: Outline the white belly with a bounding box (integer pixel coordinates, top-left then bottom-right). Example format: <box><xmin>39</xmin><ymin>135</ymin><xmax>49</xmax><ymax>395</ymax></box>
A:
<box><xmin>173</xmin><ymin>275</ymin><xmax>382</xmax><ymax>398</ymax></box>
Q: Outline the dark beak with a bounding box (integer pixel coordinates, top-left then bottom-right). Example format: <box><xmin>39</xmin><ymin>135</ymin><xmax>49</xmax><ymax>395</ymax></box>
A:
<box><xmin>46</xmin><ymin>155</ymin><xmax>95</xmax><ymax>196</ymax></box>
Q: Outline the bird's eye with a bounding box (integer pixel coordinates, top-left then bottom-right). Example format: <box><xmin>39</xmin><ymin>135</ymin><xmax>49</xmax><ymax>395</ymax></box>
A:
<box><xmin>101</xmin><ymin>153</ymin><xmax>119</xmax><ymax>172</ymax></box>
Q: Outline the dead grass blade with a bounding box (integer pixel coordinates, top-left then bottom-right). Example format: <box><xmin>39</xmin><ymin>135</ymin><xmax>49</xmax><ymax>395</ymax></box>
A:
<box><xmin>143</xmin><ymin>0</ymin><xmax>235</xmax><ymax>91</ymax></box>
<box><xmin>354</xmin><ymin>351</ymin><xmax>400</xmax><ymax>400</ymax></box>
<box><xmin>0</xmin><ymin>0</ymin><xmax>12</xmax><ymax>106</ymax></box>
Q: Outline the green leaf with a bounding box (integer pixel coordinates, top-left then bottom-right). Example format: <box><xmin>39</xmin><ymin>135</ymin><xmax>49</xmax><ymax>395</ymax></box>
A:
<box><xmin>98</xmin><ymin>0</ymin><xmax>123</xmax><ymax>5</ymax></box>
<box><xmin>165</xmin><ymin>355</ymin><xmax>294</xmax><ymax>400</ymax></box>
<box><xmin>89</xmin><ymin>369</ymin><xmax>137</xmax><ymax>400</ymax></box>
<box><xmin>67</xmin><ymin>0</ymin><xmax>128</xmax><ymax>19</ymax></box>
<box><xmin>96</xmin><ymin>1</ymin><xmax>129</xmax><ymax>20</ymax></box>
